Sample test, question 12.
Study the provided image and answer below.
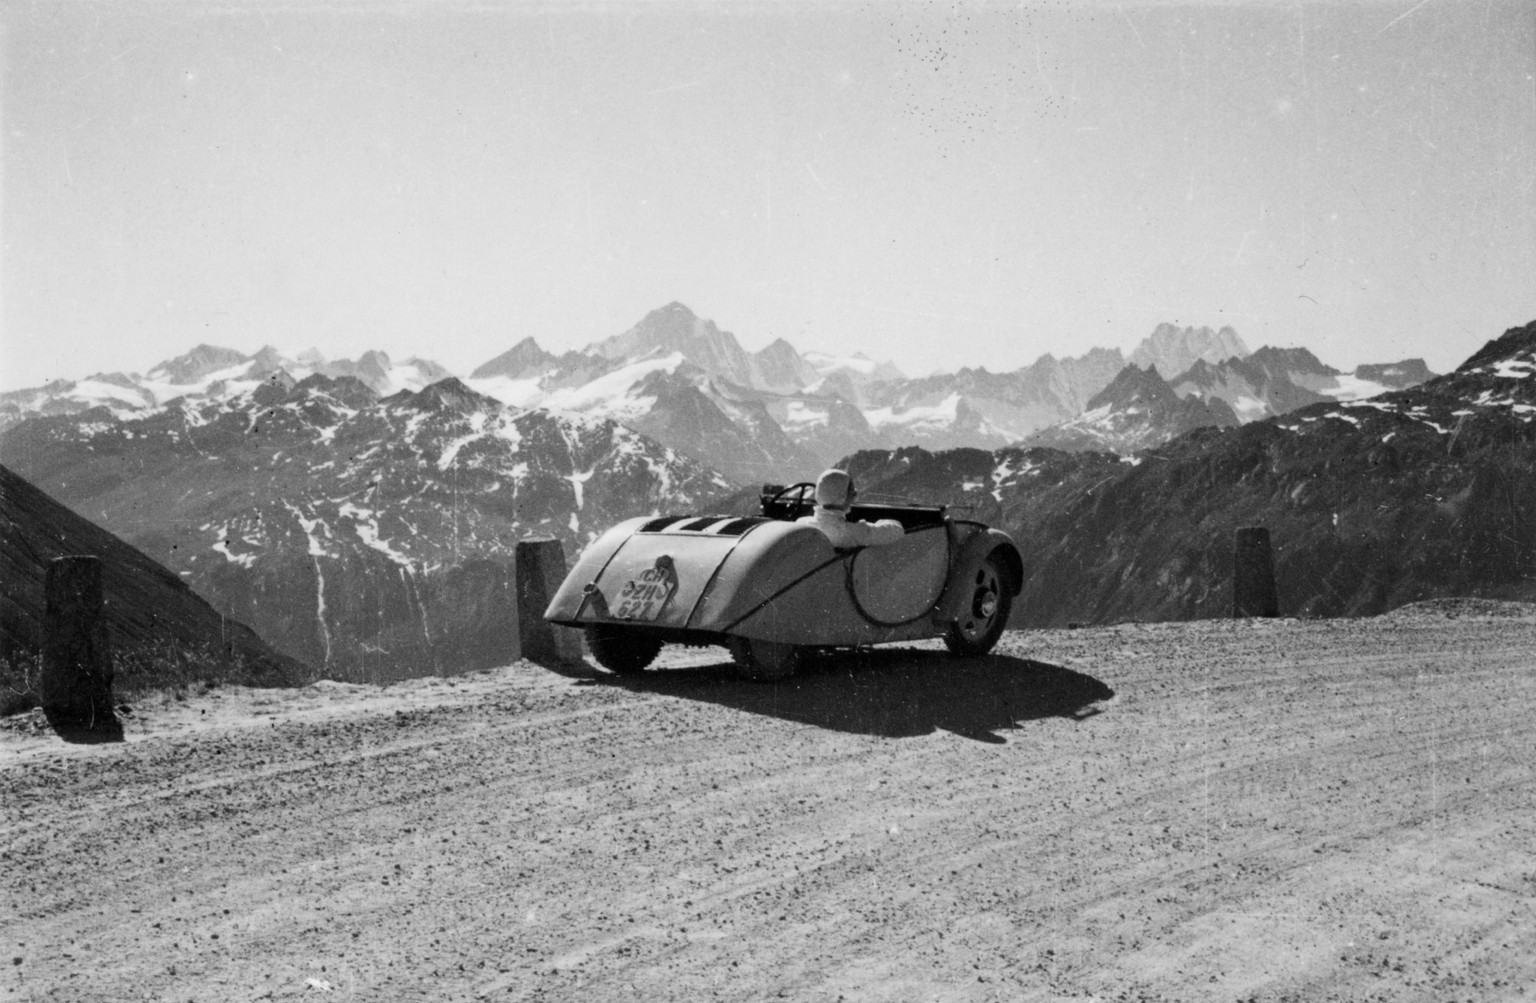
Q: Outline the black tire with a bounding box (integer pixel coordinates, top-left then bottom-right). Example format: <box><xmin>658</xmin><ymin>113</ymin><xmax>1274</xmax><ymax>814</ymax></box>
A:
<box><xmin>943</xmin><ymin>552</ymin><xmax>1013</xmax><ymax>657</ymax></box>
<box><xmin>729</xmin><ymin>637</ymin><xmax>802</xmax><ymax>682</ymax></box>
<box><xmin>586</xmin><ymin>625</ymin><xmax>662</xmax><ymax>674</ymax></box>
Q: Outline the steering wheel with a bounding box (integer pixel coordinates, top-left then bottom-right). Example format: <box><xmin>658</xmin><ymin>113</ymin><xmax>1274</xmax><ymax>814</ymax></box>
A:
<box><xmin>767</xmin><ymin>481</ymin><xmax>816</xmax><ymax>517</ymax></box>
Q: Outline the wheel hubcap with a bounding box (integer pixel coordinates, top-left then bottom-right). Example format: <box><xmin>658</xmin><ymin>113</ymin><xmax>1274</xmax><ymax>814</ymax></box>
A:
<box><xmin>963</xmin><ymin>567</ymin><xmax>1000</xmax><ymax>639</ymax></box>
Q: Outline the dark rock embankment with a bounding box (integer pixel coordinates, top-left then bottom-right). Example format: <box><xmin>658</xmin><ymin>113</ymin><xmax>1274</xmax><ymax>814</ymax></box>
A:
<box><xmin>1</xmin><ymin>463</ymin><xmax>308</xmax><ymax>704</ymax></box>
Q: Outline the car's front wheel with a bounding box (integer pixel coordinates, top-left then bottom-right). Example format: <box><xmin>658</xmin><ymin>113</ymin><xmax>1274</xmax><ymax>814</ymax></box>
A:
<box><xmin>586</xmin><ymin>625</ymin><xmax>662</xmax><ymax>674</ymax></box>
<box><xmin>729</xmin><ymin>637</ymin><xmax>802</xmax><ymax>682</ymax></box>
<box><xmin>943</xmin><ymin>553</ymin><xmax>1013</xmax><ymax>656</ymax></box>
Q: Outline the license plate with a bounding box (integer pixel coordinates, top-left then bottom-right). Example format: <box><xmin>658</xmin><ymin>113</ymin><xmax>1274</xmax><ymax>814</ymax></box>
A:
<box><xmin>613</xmin><ymin>560</ymin><xmax>678</xmax><ymax>621</ymax></box>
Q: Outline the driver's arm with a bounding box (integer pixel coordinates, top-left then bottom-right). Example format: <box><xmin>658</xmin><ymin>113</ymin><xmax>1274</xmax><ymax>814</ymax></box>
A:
<box><xmin>850</xmin><ymin>518</ymin><xmax>905</xmax><ymax>547</ymax></box>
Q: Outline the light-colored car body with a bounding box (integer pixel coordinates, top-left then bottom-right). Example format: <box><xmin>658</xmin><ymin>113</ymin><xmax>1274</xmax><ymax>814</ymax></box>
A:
<box><xmin>545</xmin><ymin>487</ymin><xmax>1023</xmax><ymax>678</ymax></box>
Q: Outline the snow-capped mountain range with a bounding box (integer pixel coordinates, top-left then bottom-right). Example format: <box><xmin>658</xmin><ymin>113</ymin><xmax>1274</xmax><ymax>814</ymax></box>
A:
<box><xmin>1</xmin><ymin>372</ymin><xmax>733</xmax><ymax>680</ymax></box>
<box><xmin>839</xmin><ymin>318</ymin><xmax>1536</xmax><ymax>626</ymax></box>
<box><xmin>0</xmin><ymin>302</ymin><xmax>1516</xmax><ymax>680</ymax></box>
<box><xmin>1</xmin><ymin>344</ymin><xmax>451</xmax><ymax>425</ymax></box>
<box><xmin>2</xmin><ymin>304</ymin><xmax>1434</xmax><ymax>473</ymax></box>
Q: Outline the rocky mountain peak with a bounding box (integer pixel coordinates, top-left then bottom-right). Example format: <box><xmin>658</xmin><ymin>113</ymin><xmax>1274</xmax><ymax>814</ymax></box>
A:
<box><xmin>406</xmin><ymin>377</ymin><xmax>501</xmax><ymax>415</ymax></box>
<box><xmin>471</xmin><ymin>337</ymin><xmax>556</xmax><ymax>380</ymax></box>
<box><xmin>251</xmin><ymin>368</ymin><xmax>300</xmax><ymax>405</ymax></box>
<box><xmin>1130</xmin><ymin>323</ymin><xmax>1249</xmax><ymax>378</ymax></box>
<box><xmin>1087</xmin><ymin>364</ymin><xmax>1181</xmax><ymax>410</ymax></box>
<box><xmin>592</xmin><ymin>303</ymin><xmax>773</xmax><ymax>392</ymax></box>
<box><xmin>1081</xmin><ymin>345</ymin><xmax>1128</xmax><ymax>364</ymax></box>
<box><xmin>345</xmin><ymin>350</ymin><xmax>392</xmax><ymax>390</ymax></box>
<box><xmin>82</xmin><ymin>372</ymin><xmax>141</xmax><ymax>390</ymax></box>
<box><xmin>405</xmin><ymin>357</ymin><xmax>454</xmax><ymax>386</ymax></box>
<box><xmin>1174</xmin><ymin>357</ymin><xmax>1220</xmax><ymax>387</ymax></box>
<box><xmin>148</xmin><ymin>344</ymin><xmax>249</xmax><ymax>384</ymax></box>
<box><xmin>751</xmin><ymin>337</ymin><xmax>818</xmax><ymax>393</ymax></box>
<box><xmin>249</xmin><ymin>345</ymin><xmax>288</xmax><ymax>373</ymax></box>
<box><xmin>1246</xmin><ymin>345</ymin><xmax>1336</xmax><ymax>377</ymax></box>
<box><xmin>1022</xmin><ymin>363</ymin><xmax>1239</xmax><ymax>454</ymax></box>
<box><xmin>289</xmin><ymin>373</ymin><xmax>379</xmax><ymax>409</ymax></box>
<box><xmin>598</xmin><ymin>302</ymin><xmax>712</xmax><ymax>354</ymax></box>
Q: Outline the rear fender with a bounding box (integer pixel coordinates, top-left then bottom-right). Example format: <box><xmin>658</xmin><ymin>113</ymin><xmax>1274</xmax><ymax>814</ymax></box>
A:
<box><xmin>543</xmin><ymin>517</ymin><xmax>649</xmax><ymax>624</ymax></box>
<box><xmin>934</xmin><ymin>526</ymin><xmax>1023</xmax><ymax>623</ymax></box>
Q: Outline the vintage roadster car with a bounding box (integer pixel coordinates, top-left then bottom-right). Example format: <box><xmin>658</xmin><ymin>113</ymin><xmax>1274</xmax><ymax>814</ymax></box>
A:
<box><xmin>544</xmin><ymin>483</ymin><xmax>1024</xmax><ymax>680</ymax></box>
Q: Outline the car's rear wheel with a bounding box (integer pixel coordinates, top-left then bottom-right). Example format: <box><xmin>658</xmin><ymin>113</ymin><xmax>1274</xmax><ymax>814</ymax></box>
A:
<box><xmin>943</xmin><ymin>553</ymin><xmax>1013</xmax><ymax>656</ymax></box>
<box><xmin>729</xmin><ymin>637</ymin><xmax>802</xmax><ymax>682</ymax></box>
<box><xmin>586</xmin><ymin>625</ymin><xmax>662</xmax><ymax>674</ymax></box>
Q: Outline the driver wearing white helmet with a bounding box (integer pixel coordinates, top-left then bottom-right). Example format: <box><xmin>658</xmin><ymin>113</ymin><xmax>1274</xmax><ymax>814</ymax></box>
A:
<box><xmin>797</xmin><ymin>468</ymin><xmax>905</xmax><ymax>549</ymax></box>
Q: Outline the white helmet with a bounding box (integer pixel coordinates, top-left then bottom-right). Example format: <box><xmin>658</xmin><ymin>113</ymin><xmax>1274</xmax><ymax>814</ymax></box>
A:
<box><xmin>814</xmin><ymin>468</ymin><xmax>855</xmax><ymax>510</ymax></box>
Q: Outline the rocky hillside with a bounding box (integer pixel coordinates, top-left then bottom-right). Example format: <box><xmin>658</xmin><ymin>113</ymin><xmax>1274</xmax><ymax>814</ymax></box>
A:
<box><xmin>0</xmin><ymin>376</ymin><xmax>734</xmax><ymax>681</ymax></box>
<box><xmin>843</xmin><ymin>319</ymin><xmax>1536</xmax><ymax>626</ymax></box>
<box><xmin>1</xmin><ymin>463</ymin><xmax>307</xmax><ymax>695</ymax></box>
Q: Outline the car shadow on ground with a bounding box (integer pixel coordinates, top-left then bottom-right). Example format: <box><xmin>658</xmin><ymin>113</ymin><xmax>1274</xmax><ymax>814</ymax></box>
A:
<box><xmin>583</xmin><ymin>647</ymin><xmax>1115</xmax><ymax>743</ymax></box>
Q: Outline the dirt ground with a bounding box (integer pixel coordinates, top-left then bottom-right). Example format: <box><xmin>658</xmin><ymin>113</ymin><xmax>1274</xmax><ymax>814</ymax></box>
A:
<box><xmin>4</xmin><ymin>599</ymin><xmax>1535</xmax><ymax>1002</ymax></box>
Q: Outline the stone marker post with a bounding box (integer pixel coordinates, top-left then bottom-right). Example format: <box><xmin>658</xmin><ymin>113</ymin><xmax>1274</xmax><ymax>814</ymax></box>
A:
<box><xmin>1233</xmin><ymin>527</ymin><xmax>1280</xmax><ymax>618</ymax></box>
<box><xmin>515</xmin><ymin>537</ymin><xmax>585</xmax><ymax>664</ymax></box>
<box><xmin>40</xmin><ymin>556</ymin><xmax>117</xmax><ymax>729</ymax></box>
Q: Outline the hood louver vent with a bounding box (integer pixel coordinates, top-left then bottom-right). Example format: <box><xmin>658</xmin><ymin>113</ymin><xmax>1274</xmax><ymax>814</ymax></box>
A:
<box><xmin>712</xmin><ymin>517</ymin><xmax>768</xmax><ymax>536</ymax></box>
<box><xmin>637</xmin><ymin>515</ymin><xmax>770</xmax><ymax>537</ymax></box>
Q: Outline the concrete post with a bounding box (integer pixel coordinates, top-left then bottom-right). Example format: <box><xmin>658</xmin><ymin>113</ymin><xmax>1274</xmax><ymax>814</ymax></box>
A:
<box><xmin>40</xmin><ymin>556</ymin><xmax>117</xmax><ymax>731</ymax></box>
<box><xmin>515</xmin><ymin>538</ymin><xmax>584</xmax><ymax>665</ymax></box>
<box><xmin>1233</xmin><ymin>527</ymin><xmax>1280</xmax><ymax>618</ymax></box>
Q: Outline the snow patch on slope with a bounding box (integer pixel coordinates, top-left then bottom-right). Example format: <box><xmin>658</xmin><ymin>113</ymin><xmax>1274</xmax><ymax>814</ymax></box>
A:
<box><xmin>1321</xmin><ymin>375</ymin><xmax>1392</xmax><ymax>402</ymax></box>
<box><xmin>538</xmin><ymin>353</ymin><xmax>685</xmax><ymax>421</ymax></box>
<box><xmin>465</xmin><ymin>376</ymin><xmax>545</xmax><ymax>409</ymax></box>
<box><xmin>338</xmin><ymin>501</ymin><xmax>412</xmax><ymax>565</ymax></box>
<box><xmin>866</xmin><ymin>393</ymin><xmax>963</xmax><ymax>434</ymax></box>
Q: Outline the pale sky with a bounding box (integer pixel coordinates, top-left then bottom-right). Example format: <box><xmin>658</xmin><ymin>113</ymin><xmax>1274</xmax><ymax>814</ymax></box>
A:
<box><xmin>3</xmin><ymin>0</ymin><xmax>1533</xmax><ymax>389</ymax></box>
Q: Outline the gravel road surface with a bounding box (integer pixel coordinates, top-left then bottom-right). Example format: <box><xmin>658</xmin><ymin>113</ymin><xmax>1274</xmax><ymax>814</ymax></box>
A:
<box><xmin>4</xmin><ymin>600</ymin><xmax>1534</xmax><ymax>1001</ymax></box>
